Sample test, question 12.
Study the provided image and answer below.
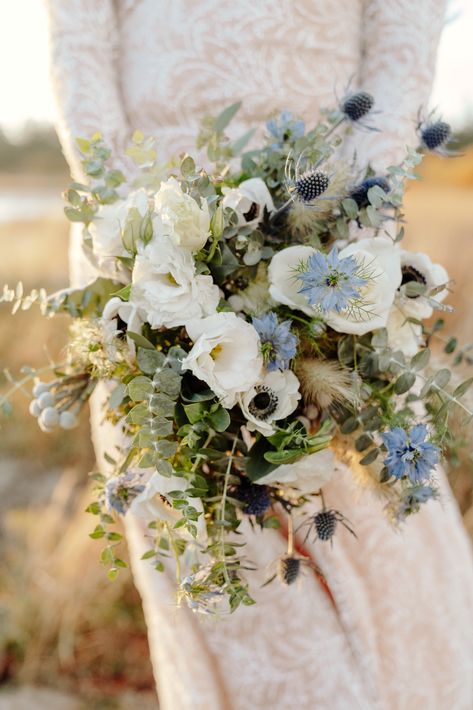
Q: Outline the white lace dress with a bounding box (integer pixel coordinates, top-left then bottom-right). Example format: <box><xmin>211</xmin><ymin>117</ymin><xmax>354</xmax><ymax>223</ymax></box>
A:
<box><xmin>46</xmin><ymin>2</ymin><xmax>473</xmax><ymax>708</ymax></box>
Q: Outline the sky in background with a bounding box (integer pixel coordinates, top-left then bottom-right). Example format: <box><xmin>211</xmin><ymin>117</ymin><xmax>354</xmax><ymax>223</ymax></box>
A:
<box><xmin>0</xmin><ymin>0</ymin><xmax>472</xmax><ymax>135</ymax></box>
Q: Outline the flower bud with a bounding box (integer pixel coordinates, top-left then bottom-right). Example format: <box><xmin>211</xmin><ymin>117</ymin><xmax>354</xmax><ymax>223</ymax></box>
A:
<box><xmin>32</xmin><ymin>382</ymin><xmax>50</xmax><ymax>397</ymax></box>
<box><xmin>59</xmin><ymin>411</ymin><xmax>79</xmax><ymax>430</ymax></box>
<box><xmin>39</xmin><ymin>406</ymin><xmax>59</xmax><ymax>428</ymax></box>
<box><xmin>29</xmin><ymin>399</ymin><xmax>42</xmax><ymax>418</ymax></box>
<box><xmin>38</xmin><ymin>391</ymin><xmax>55</xmax><ymax>409</ymax></box>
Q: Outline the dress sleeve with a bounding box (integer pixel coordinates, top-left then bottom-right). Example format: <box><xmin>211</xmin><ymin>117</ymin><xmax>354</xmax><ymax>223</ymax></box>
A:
<box><xmin>46</xmin><ymin>0</ymin><xmax>131</xmax><ymax>180</ymax></box>
<box><xmin>349</xmin><ymin>0</ymin><xmax>447</xmax><ymax>171</ymax></box>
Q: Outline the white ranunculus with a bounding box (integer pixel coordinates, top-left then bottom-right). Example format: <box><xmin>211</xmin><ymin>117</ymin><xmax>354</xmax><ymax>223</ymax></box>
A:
<box><xmin>239</xmin><ymin>370</ymin><xmax>301</xmax><ymax>436</ymax></box>
<box><xmin>130</xmin><ymin>237</ymin><xmax>219</xmax><ymax>329</ymax></box>
<box><xmin>221</xmin><ymin>177</ymin><xmax>275</xmax><ymax>229</ymax></box>
<box><xmin>89</xmin><ymin>188</ymin><xmax>149</xmax><ymax>260</ymax></box>
<box><xmin>154</xmin><ymin>177</ymin><xmax>210</xmax><ymax>251</ymax></box>
<box><xmin>256</xmin><ymin>448</ymin><xmax>335</xmax><ymax>494</ymax></box>
<box><xmin>182</xmin><ymin>313</ymin><xmax>263</xmax><ymax>408</ymax></box>
<box><xmin>386</xmin><ymin>302</ymin><xmax>424</xmax><ymax>357</ymax></box>
<box><xmin>398</xmin><ymin>250</ymin><xmax>449</xmax><ymax>319</ymax></box>
<box><xmin>268</xmin><ymin>245</ymin><xmax>317</xmax><ymax>316</ymax></box>
<box><xmin>129</xmin><ymin>471</ymin><xmax>206</xmax><ymax>542</ymax></box>
<box><xmin>325</xmin><ymin>237</ymin><xmax>402</xmax><ymax>335</ymax></box>
<box><xmin>102</xmin><ymin>296</ymin><xmax>146</xmax><ymax>353</ymax></box>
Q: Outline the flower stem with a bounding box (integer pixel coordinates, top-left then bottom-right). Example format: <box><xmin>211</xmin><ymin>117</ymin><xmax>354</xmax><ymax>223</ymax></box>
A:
<box><xmin>219</xmin><ymin>436</ymin><xmax>238</xmax><ymax>586</ymax></box>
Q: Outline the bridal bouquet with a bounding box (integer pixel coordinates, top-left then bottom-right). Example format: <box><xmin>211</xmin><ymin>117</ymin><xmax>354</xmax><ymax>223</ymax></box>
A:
<box><xmin>2</xmin><ymin>96</ymin><xmax>472</xmax><ymax>612</ymax></box>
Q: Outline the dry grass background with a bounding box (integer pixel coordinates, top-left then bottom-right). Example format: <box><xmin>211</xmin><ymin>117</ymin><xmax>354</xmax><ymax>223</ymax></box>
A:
<box><xmin>0</xmin><ymin>153</ymin><xmax>472</xmax><ymax>706</ymax></box>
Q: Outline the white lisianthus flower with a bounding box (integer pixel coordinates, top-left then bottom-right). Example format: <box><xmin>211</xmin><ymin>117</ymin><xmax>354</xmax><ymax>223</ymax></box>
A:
<box><xmin>129</xmin><ymin>471</ymin><xmax>207</xmax><ymax>542</ymax></box>
<box><xmin>325</xmin><ymin>237</ymin><xmax>401</xmax><ymax>335</ymax></box>
<box><xmin>398</xmin><ymin>250</ymin><xmax>449</xmax><ymax>319</ymax></box>
<box><xmin>221</xmin><ymin>177</ymin><xmax>275</xmax><ymax>229</ymax></box>
<box><xmin>130</xmin><ymin>237</ymin><xmax>219</xmax><ymax>329</ymax></box>
<box><xmin>255</xmin><ymin>448</ymin><xmax>335</xmax><ymax>494</ymax></box>
<box><xmin>239</xmin><ymin>370</ymin><xmax>301</xmax><ymax>436</ymax></box>
<box><xmin>89</xmin><ymin>188</ymin><xmax>149</xmax><ymax>260</ymax></box>
<box><xmin>102</xmin><ymin>296</ymin><xmax>146</xmax><ymax>353</ymax></box>
<box><xmin>386</xmin><ymin>303</ymin><xmax>424</xmax><ymax>357</ymax></box>
<box><xmin>268</xmin><ymin>245</ymin><xmax>317</xmax><ymax>316</ymax></box>
<box><xmin>182</xmin><ymin>313</ymin><xmax>263</xmax><ymax>408</ymax></box>
<box><xmin>154</xmin><ymin>177</ymin><xmax>210</xmax><ymax>251</ymax></box>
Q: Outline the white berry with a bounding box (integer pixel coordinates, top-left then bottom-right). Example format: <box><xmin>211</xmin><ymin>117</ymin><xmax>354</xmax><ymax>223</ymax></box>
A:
<box><xmin>32</xmin><ymin>382</ymin><xmax>50</xmax><ymax>397</ymax></box>
<box><xmin>29</xmin><ymin>399</ymin><xmax>42</xmax><ymax>418</ymax></box>
<box><xmin>59</xmin><ymin>411</ymin><xmax>79</xmax><ymax>430</ymax></box>
<box><xmin>38</xmin><ymin>391</ymin><xmax>55</xmax><ymax>409</ymax></box>
<box><xmin>39</xmin><ymin>407</ymin><xmax>59</xmax><ymax>428</ymax></box>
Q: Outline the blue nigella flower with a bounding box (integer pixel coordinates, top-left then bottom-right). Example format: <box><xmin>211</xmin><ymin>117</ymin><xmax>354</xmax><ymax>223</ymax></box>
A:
<box><xmin>266</xmin><ymin>110</ymin><xmax>305</xmax><ymax>149</ymax></box>
<box><xmin>252</xmin><ymin>311</ymin><xmax>298</xmax><ymax>371</ymax></box>
<box><xmin>395</xmin><ymin>484</ymin><xmax>438</xmax><ymax>522</ymax></box>
<box><xmin>297</xmin><ymin>247</ymin><xmax>368</xmax><ymax>313</ymax></box>
<box><xmin>381</xmin><ymin>424</ymin><xmax>440</xmax><ymax>483</ymax></box>
<box><xmin>104</xmin><ymin>471</ymin><xmax>146</xmax><ymax>515</ymax></box>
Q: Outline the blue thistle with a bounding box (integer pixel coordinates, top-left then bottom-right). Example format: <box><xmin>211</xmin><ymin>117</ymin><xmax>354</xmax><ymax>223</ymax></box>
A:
<box><xmin>237</xmin><ymin>478</ymin><xmax>272</xmax><ymax>516</ymax></box>
<box><xmin>420</xmin><ymin>121</ymin><xmax>451</xmax><ymax>151</ymax></box>
<box><xmin>252</xmin><ymin>312</ymin><xmax>298</xmax><ymax>371</ymax></box>
<box><xmin>104</xmin><ymin>471</ymin><xmax>146</xmax><ymax>515</ymax></box>
<box><xmin>342</xmin><ymin>91</ymin><xmax>374</xmax><ymax>122</ymax></box>
<box><xmin>394</xmin><ymin>484</ymin><xmax>439</xmax><ymax>522</ymax></box>
<box><xmin>350</xmin><ymin>176</ymin><xmax>390</xmax><ymax>208</ymax></box>
<box><xmin>381</xmin><ymin>424</ymin><xmax>440</xmax><ymax>483</ymax></box>
<box><xmin>266</xmin><ymin>110</ymin><xmax>305</xmax><ymax>149</ymax></box>
<box><xmin>297</xmin><ymin>247</ymin><xmax>368</xmax><ymax>313</ymax></box>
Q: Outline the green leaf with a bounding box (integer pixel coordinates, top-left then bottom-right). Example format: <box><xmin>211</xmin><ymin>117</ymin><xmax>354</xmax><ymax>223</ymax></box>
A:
<box><xmin>127</xmin><ymin>376</ymin><xmax>154</xmax><ymax>401</ymax></box>
<box><xmin>394</xmin><ymin>372</ymin><xmax>416</xmax><ymax>394</ymax></box>
<box><xmin>154</xmin><ymin>369</ymin><xmax>182</xmax><ymax>398</ymax></box>
<box><xmin>184</xmin><ymin>402</ymin><xmax>206</xmax><ymax>424</ymax></box>
<box><xmin>137</xmin><ymin>347</ymin><xmax>166</xmax><ymax>374</ymax></box>
<box><xmin>453</xmin><ymin>377</ymin><xmax>473</xmax><ymax>399</ymax></box>
<box><xmin>359</xmin><ymin>448</ymin><xmax>379</xmax><ymax>465</ymax></box>
<box><xmin>355</xmin><ymin>434</ymin><xmax>373</xmax><ymax>452</ymax></box>
<box><xmin>141</xmin><ymin>549</ymin><xmax>156</xmax><ymax>560</ymax></box>
<box><xmin>126</xmin><ymin>331</ymin><xmax>155</xmax><ymax>350</ymax></box>
<box><xmin>208</xmin><ymin>406</ymin><xmax>231</xmax><ymax>432</ymax></box>
<box><xmin>214</xmin><ymin>101</ymin><xmax>241</xmax><ymax>132</ymax></box>
<box><xmin>432</xmin><ymin>368</ymin><xmax>451</xmax><ymax>389</ymax></box>
<box><xmin>341</xmin><ymin>198</ymin><xmax>359</xmax><ymax>219</ymax></box>
<box><xmin>444</xmin><ymin>337</ymin><xmax>457</xmax><ymax>354</ymax></box>
<box><xmin>232</xmin><ymin>129</ymin><xmax>255</xmax><ymax>155</ymax></box>
<box><xmin>411</xmin><ymin>348</ymin><xmax>430</xmax><ymax>371</ymax></box>
<box><xmin>264</xmin><ymin>449</ymin><xmax>304</xmax><ymax>465</ymax></box>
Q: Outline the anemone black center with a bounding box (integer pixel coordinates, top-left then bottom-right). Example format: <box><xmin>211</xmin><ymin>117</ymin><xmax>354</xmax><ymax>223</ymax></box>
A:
<box><xmin>243</xmin><ymin>201</ymin><xmax>259</xmax><ymax>222</ymax></box>
<box><xmin>401</xmin><ymin>265</ymin><xmax>427</xmax><ymax>298</ymax></box>
<box><xmin>248</xmin><ymin>385</ymin><xmax>279</xmax><ymax>420</ymax></box>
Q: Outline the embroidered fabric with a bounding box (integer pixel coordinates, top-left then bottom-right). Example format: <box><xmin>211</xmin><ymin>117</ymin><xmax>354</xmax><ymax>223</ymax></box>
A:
<box><xmin>46</xmin><ymin>2</ymin><xmax>473</xmax><ymax>708</ymax></box>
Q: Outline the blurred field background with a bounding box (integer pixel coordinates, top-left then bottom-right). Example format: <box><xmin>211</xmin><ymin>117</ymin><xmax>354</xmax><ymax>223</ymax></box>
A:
<box><xmin>1</xmin><ymin>1</ymin><xmax>473</xmax><ymax>707</ymax></box>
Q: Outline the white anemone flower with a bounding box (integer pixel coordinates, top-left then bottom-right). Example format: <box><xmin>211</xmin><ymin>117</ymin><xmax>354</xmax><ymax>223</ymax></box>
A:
<box><xmin>255</xmin><ymin>448</ymin><xmax>335</xmax><ymax>494</ymax></box>
<box><xmin>221</xmin><ymin>177</ymin><xmax>275</xmax><ymax>229</ymax></box>
<box><xmin>239</xmin><ymin>370</ymin><xmax>301</xmax><ymax>436</ymax></box>
<box><xmin>398</xmin><ymin>250</ymin><xmax>449</xmax><ymax>319</ymax></box>
<box><xmin>182</xmin><ymin>313</ymin><xmax>263</xmax><ymax>408</ymax></box>
<box><xmin>386</xmin><ymin>303</ymin><xmax>424</xmax><ymax>357</ymax></box>
<box><xmin>325</xmin><ymin>237</ymin><xmax>401</xmax><ymax>335</ymax></box>
<box><xmin>268</xmin><ymin>245</ymin><xmax>317</xmax><ymax>316</ymax></box>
